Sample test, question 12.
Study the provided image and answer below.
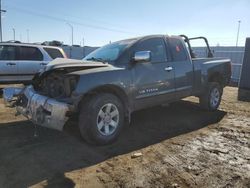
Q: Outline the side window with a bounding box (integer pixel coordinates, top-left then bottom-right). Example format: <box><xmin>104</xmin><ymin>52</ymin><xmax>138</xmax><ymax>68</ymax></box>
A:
<box><xmin>135</xmin><ymin>38</ymin><xmax>167</xmax><ymax>63</ymax></box>
<box><xmin>169</xmin><ymin>38</ymin><xmax>187</xmax><ymax>61</ymax></box>
<box><xmin>19</xmin><ymin>46</ymin><xmax>43</xmax><ymax>61</ymax></box>
<box><xmin>43</xmin><ymin>48</ymin><xmax>64</xmax><ymax>59</ymax></box>
<box><xmin>0</xmin><ymin>45</ymin><xmax>17</xmax><ymax>60</ymax></box>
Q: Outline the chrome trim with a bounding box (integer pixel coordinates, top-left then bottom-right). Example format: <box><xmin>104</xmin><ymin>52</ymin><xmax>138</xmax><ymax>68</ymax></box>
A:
<box><xmin>134</xmin><ymin>51</ymin><xmax>151</xmax><ymax>62</ymax></box>
<box><xmin>164</xmin><ymin>66</ymin><xmax>173</xmax><ymax>71</ymax></box>
<box><xmin>136</xmin><ymin>88</ymin><xmax>175</xmax><ymax>99</ymax></box>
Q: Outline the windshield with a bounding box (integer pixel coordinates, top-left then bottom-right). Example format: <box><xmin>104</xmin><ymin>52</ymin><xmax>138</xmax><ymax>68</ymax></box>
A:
<box><xmin>83</xmin><ymin>39</ymin><xmax>136</xmax><ymax>62</ymax></box>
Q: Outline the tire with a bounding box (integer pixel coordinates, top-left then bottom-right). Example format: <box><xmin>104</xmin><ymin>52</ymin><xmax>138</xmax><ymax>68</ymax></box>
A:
<box><xmin>199</xmin><ymin>82</ymin><xmax>223</xmax><ymax>111</ymax></box>
<box><xmin>78</xmin><ymin>93</ymin><xmax>125</xmax><ymax>145</ymax></box>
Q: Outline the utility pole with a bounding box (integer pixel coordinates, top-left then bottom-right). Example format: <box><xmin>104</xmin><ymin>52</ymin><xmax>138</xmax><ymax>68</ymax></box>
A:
<box><xmin>236</xmin><ymin>20</ymin><xmax>241</xmax><ymax>47</ymax></box>
<box><xmin>66</xmin><ymin>22</ymin><xmax>74</xmax><ymax>58</ymax></box>
<box><xmin>66</xmin><ymin>22</ymin><xmax>74</xmax><ymax>46</ymax></box>
<box><xmin>12</xmin><ymin>28</ymin><xmax>15</xmax><ymax>41</ymax></box>
<box><xmin>82</xmin><ymin>37</ymin><xmax>85</xmax><ymax>58</ymax></box>
<box><xmin>0</xmin><ymin>0</ymin><xmax>7</xmax><ymax>42</ymax></box>
<box><xmin>26</xmin><ymin>29</ymin><xmax>29</xmax><ymax>43</ymax></box>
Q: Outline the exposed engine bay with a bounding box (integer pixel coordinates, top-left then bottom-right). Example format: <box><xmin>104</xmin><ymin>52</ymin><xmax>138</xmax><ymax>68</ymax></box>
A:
<box><xmin>34</xmin><ymin>71</ymin><xmax>79</xmax><ymax>99</ymax></box>
<box><xmin>32</xmin><ymin>61</ymin><xmax>108</xmax><ymax>99</ymax></box>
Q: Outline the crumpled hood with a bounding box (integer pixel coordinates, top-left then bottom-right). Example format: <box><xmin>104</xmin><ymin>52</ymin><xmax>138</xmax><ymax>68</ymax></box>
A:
<box><xmin>44</xmin><ymin>58</ymin><xmax>109</xmax><ymax>72</ymax></box>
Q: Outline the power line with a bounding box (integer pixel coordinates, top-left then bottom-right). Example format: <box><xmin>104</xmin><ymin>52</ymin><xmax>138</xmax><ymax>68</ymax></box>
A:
<box><xmin>6</xmin><ymin>5</ymin><xmax>137</xmax><ymax>35</ymax></box>
<box><xmin>6</xmin><ymin>0</ymin><xmax>127</xmax><ymax>30</ymax></box>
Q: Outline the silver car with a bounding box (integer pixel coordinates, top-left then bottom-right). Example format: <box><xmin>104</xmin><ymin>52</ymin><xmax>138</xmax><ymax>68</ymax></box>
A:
<box><xmin>0</xmin><ymin>43</ymin><xmax>67</xmax><ymax>84</ymax></box>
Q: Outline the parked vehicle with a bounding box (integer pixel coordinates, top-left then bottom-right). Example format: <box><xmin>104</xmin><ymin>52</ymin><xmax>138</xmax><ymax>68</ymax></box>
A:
<box><xmin>3</xmin><ymin>35</ymin><xmax>231</xmax><ymax>145</ymax></box>
<box><xmin>0</xmin><ymin>43</ymin><xmax>67</xmax><ymax>84</ymax></box>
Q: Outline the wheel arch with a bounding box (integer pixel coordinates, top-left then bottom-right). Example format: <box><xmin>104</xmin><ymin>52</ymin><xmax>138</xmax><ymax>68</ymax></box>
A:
<box><xmin>208</xmin><ymin>72</ymin><xmax>225</xmax><ymax>86</ymax></box>
<box><xmin>78</xmin><ymin>84</ymin><xmax>131</xmax><ymax>119</ymax></box>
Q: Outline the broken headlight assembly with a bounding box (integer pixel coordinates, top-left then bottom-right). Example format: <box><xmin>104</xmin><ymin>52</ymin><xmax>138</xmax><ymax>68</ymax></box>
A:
<box><xmin>37</xmin><ymin>73</ymin><xmax>79</xmax><ymax>99</ymax></box>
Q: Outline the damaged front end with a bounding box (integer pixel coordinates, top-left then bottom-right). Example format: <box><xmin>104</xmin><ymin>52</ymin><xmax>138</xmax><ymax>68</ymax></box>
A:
<box><xmin>3</xmin><ymin>87</ymin><xmax>24</xmax><ymax>107</ymax></box>
<box><xmin>3</xmin><ymin>59</ymin><xmax>109</xmax><ymax>131</ymax></box>
<box><xmin>3</xmin><ymin>71</ymin><xmax>81</xmax><ymax>131</ymax></box>
<box><xmin>3</xmin><ymin>85</ymin><xmax>73</xmax><ymax>131</ymax></box>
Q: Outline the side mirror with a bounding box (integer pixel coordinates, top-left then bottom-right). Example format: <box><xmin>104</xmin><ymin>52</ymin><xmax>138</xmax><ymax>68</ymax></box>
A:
<box><xmin>133</xmin><ymin>51</ymin><xmax>151</xmax><ymax>63</ymax></box>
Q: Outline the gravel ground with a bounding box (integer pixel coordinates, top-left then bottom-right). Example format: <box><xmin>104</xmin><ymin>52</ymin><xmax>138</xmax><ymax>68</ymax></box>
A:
<box><xmin>0</xmin><ymin>86</ymin><xmax>249</xmax><ymax>188</ymax></box>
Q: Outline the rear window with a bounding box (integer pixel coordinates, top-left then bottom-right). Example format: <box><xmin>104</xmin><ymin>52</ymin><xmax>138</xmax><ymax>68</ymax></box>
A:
<box><xmin>169</xmin><ymin>38</ymin><xmax>187</xmax><ymax>61</ymax></box>
<box><xmin>0</xmin><ymin>45</ymin><xmax>17</xmax><ymax>60</ymax></box>
<box><xmin>19</xmin><ymin>46</ymin><xmax>43</xmax><ymax>61</ymax></box>
<box><xmin>44</xmin><ymin>48</ymin><xmax>64</xmax><ymax>59</ymax></box>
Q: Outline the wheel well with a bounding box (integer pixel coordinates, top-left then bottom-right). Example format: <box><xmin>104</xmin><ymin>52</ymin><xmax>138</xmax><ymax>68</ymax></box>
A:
<box><xmin>78</xmin><ymin>85</ymin><xmax>130</xmax><ymax>117</ymax></box>
<box><xmin>208</xmin><ymin>72</ymin><xmax>224</xmax><ymax>86</ymax></box>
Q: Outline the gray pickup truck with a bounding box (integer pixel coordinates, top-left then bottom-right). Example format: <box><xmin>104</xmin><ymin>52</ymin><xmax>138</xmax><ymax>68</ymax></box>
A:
<box><xmin>3</xmin><ymin>35</ymin><xmax>231</xmax><ymax>145</ymax></box>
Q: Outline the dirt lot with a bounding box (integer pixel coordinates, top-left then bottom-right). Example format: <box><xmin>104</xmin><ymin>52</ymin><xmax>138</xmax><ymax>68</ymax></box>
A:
<box><xmin>0</xmin><ymin>87</ymin><xmax>249</xmax><ymax>188</ymax></box>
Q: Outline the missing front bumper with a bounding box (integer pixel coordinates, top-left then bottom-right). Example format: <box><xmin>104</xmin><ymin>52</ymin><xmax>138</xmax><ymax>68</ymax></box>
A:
<box><xmin>3</xmin><ymin>86</ymin><xmax>72</xmax><ymax>131</ymax></box>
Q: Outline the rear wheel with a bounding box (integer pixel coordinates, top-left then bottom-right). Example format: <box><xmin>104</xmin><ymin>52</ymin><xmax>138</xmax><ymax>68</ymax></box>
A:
<box><xmin>78</xmin><ymin>93</ymin><xmax>125</xmax><ymax>145</ymax></box>
<box><xmin>199</xmin><ymin>82</ymin><xmax>223</xmax><ymax>111</ymax></box>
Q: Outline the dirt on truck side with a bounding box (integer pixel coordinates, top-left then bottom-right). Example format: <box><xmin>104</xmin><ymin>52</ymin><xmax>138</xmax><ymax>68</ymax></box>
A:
<box><xmin>0</xmin><ymin>87</ymin><xmax>249</xmax><ymax>188</ymax></box>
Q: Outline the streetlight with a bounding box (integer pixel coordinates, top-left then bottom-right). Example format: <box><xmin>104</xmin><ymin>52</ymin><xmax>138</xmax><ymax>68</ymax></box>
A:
<box><xmin>236</xmin><ymin>20</ymin><xmax>241</xmax><ymax>47</ymax></box>
<box><xmin>66</xmin><ymin>22</ymin><xmax>74</xmax><ymax>46</ymax></box>
<box><xmin>12</xmin><ymin>28</ymin><xmax>15</xmax><ymax>41</ymax></box>
<box><xmin>0</xmin><ymin>0</ymin><xmax>7</xmax><ymax>42</ymax></box>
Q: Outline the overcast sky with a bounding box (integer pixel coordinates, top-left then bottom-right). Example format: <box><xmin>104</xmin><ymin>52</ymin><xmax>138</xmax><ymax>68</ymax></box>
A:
<box><xmin>2</xmin><ymin>0</ymin><xmax>250</xmax><ymax>46</ymax></box>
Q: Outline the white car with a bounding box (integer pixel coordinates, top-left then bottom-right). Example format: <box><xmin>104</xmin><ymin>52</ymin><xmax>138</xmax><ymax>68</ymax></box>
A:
<box><xmin>0</xmin><ymin>43</ymin><xmax>67</xmax><ymax>84</ymax></box>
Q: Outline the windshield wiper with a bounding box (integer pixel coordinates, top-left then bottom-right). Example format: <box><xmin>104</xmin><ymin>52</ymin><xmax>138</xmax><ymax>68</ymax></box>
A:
<box><xmin>86</xmin><ymin>57</ymin><xmax>107</xmax><ymax>63</ymax></box>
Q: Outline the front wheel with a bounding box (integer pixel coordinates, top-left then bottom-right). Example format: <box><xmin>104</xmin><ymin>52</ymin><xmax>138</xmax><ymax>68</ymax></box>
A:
<box><xmin>78</xmin><ymin>93</ymin><xmax>125</xmax><ymax>145</ymax></box>
<box><xmin>199</xmin><ymin>82</ymin><xmax>223</xmax><ymax>111</ymax></box>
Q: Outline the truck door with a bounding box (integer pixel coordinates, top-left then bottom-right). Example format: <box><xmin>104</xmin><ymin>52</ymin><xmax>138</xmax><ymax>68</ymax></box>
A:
<box><xmin>0</xmin><ymin>45</ymin><xmax>18</xmax><ymax>82</ymax></box>
<box><xmin>132</xmin><ymin>37</ymin><xmax>175</xmax><ymax>110</ymax></box>
<box><xmin>168</xmin><ymin>37</ymin><xmax>193</xmax><ymax>98</ymax></box>
<box><xmin>16</xmin><ymin>46</ymin><xmax>44</xmax><ymax>81</ymax></box>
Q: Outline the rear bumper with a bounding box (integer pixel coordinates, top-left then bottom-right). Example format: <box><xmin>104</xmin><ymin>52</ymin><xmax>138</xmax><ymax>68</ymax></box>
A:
<box><xmin>3</xmin><ymin>86</ymin><xmax>72</xmax><ymax>131</ymax></box>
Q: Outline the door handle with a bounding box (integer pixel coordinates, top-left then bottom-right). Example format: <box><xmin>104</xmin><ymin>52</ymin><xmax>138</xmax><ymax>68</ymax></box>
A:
<box><xmin>165</xmin><ymin>66</ymin><xmax>173</xmax><ymax>71</ymax></box>
<box><xmin>40</xmin><ymin>62</ymin><xmax>47</xmax><ymax>66</ymax></box>
<box><xmin>6</xmin><ymin>62</ymin><xmax>16</xmax><ymax>66</ymax></box>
